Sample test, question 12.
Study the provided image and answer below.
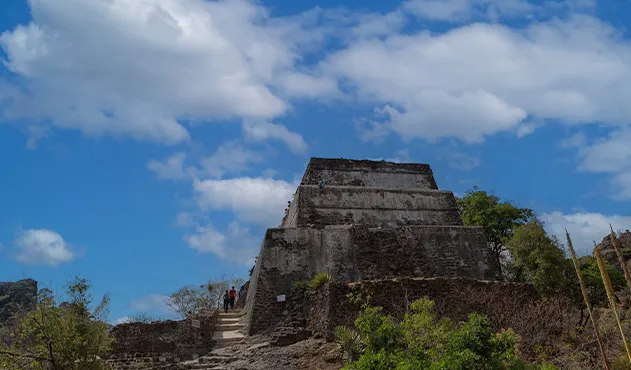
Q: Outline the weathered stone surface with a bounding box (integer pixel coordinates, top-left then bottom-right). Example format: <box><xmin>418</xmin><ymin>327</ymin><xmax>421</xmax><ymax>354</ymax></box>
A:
<box><xmin>305</xmin><ymin>277</ymin><xmax>540</xmax><ymax>340</ymax></box>
<box><xmin>246</xmin><ymin>224</ymin><xmax>500</xmax><ymax>335</ymax></box>
<box><xmin>285</xmin><ymin>186</ymin><xmax>462</xmax><ymax>228</ymax></box>
<box><xmin>300</xmin><ymin>158</ymin><xmax>438</xmax><ymax>189</ymax></box>
<box><xmin>106</xmin><ymin>311</ymin><xmax>217</xmax><ymax>369</ymax></box>
<box><xmin>0</xmin><ymin>279</ymin><xmax>37</xmax><ymax>324</ymax></box>
<box><xmin>596</xmin><ymin>230</ymin><xmax>631</xmax><ymax>274</ymax></box>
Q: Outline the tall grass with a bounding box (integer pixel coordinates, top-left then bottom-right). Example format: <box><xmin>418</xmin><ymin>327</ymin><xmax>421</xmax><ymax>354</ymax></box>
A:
<box><xmin>609</xmin><ymin>224</ymin><xmax>631</xmax><ymax>297</ymax></box>
<box><xmin>595</xmin><ymin>244</ymin><xmax>631</xmax><ymax>364</ymax></box>
<box><xmin>565</xmin><ymin>230</ymin><xmax>609</xmax><ymax>369</ymax></box>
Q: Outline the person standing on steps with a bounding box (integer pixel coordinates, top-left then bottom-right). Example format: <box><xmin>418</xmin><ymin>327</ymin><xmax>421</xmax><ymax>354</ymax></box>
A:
<box><xmin>223</xmin><ymin>290</ymin><xmax>230</xmax><ymax>313</ymax></box>
<box><xmin>229</xmin><ymin>286</ymin><xmax>237</xmax><ymax>309</ymax></box>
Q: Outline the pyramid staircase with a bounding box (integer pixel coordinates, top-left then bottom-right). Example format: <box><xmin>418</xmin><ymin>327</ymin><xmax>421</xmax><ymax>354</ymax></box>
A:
<box><xmin>178</xmin><ymin>309</ymin><xmax>246</xmax><ymax>369</ymax></box>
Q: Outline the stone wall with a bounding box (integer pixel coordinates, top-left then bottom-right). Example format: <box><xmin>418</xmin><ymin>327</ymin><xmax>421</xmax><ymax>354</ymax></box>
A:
<box><xmin>245</xmin><ymin>225</ymin><xmax>500</xmax><ymax>334</ymax></box>
<box><xmin>289</xmin><ymin>186</ymin><xmax>462</xmax><ymax>228</ymax></box>
<box><xmin>305</xmin><ymin>278</ymin><xmax>540</xmax><ymax>340</ymax></box>
<box><xmin>300</xmin><ymin>158</ymin><xmax>438</xmax><ymax>190</ymax></box>
<box><xmin>106</xmin><ymin>312</ymin><xmax>217</xmax><ymax>369</ymax></box>
<box><xmin>351</xmin><ymin>226</ymin><xmax>501</xmax><ymax>281</ymax></box>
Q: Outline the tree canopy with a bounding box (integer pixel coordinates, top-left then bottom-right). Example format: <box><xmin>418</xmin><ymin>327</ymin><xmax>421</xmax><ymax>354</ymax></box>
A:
<box><xmin>457</xmin><ymin>186</ymin><xmax>534</xmax><ymax>260</ymax></box>
<box><xmin>0</xmin><ymin>276</ymin><xmax>113</xmax><ymax>370</ymax></box>
<box><xmin>503</xmin><ymin>220</ymin><xmax>567</xmax><ymax>296</ymax></box>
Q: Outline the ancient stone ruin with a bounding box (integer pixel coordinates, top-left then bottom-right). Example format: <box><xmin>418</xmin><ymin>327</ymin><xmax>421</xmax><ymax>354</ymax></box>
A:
<box><xmin>244</xmin><ymin>158</ymin><xmax>504</xmax><ymax>335</ymax></box>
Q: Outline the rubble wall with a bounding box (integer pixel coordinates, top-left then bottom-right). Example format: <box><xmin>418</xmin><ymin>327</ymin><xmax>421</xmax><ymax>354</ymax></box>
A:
<box><xmin>106</xmin><ymin>313</ymin><xmax>217</xmax><ymax>369</ymax></box>
<box><xmin>305</xmin><ymin>278</ymin><xmax>539</xmax><ymax>340</ymax></box>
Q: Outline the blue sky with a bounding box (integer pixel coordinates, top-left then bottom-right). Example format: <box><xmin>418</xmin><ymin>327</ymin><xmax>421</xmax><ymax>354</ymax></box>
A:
<box><xmin>1</xmin><ymin>0</ymin><xmax>631</xmax><ymax>323</ymax></box>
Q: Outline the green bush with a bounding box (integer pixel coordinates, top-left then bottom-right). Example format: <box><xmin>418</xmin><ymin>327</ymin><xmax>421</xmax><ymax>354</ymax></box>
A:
<box><xmin>337</xmin><ymin>298</ymin><xmax>556</xmax><ymax>370</ymax></box>
<box><xmin>309</xmin><ymin>273</ymin><xmax>332</xmax><ymax>289</ymax></box>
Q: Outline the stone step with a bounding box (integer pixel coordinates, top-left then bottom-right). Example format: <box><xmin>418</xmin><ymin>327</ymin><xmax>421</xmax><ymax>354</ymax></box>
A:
<box><xmin>214</xmin><ymin>322</ymin><xmax>244</xmax><ymax>330</ymax></box>
<box><xmin>213</xmin><ymin>330</ymin><xmax>244</xmax><ymax>340</ymax></box>
<box><xmin>214</xmin><ymin>337</ymin><xmax>244</xmax><ymax>349</ymax></box>
<box><xmin>216</xmin><ymin>317</ymin><xmax>241</xmax><ymax>324</ymax></box>
<box><xmin>218</xmin><ymin>311</ymin><xmax>244</xmax><ymax>318</ymax></box>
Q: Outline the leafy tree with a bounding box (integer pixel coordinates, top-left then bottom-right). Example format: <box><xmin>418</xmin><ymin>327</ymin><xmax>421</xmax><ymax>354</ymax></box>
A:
<box><xmin>561</xmin><ymin>256</ymin><xmax>626</xmax><ymax>309</ymax></box>
<box><xmin>337</xmin><ymin>298</ymin><xmax>555</xmax><ymax>370</ymax></box>
<box><xmin>503</xmin><ymin>220</ymin><xmax>567</xmax><ymax>296</ymax></box>
<box><xmin>0</xmin><ymin>276</ymin><xmax>113</xmax><ymax>370</ymax></box>
<box><xmin>166</xmin><ymin>276</ymin><xmax>245</xmax><ymax>318</ymax></box>
<box><xmin>457</xmin><ymin>186</ymin><xmax>534</xmax><ymax>260</ymax></box>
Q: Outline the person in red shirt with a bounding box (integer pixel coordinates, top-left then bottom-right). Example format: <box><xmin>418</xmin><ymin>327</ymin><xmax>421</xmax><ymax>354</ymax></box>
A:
<box><xmin>229</xmin><ymin>286</ymin><xmax>237</xmax><ymax>309</ymax></box>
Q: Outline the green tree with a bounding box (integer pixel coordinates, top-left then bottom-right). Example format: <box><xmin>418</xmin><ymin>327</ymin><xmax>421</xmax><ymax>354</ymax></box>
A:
<box><xmin>337</xmin><ymin>298</ymin><xmax>555</xmax><ymax>370</ymax></box>
<box><xmin>166</xmin><ymin>276</ymin><xmax>245</xmax><ymax>318</ymax></box>
<box><xmin>503</xmin><ymin>220</ymin><xmax>567</xmax><ymax>296</ymax></box>
<box><xmin>561</xmin><ymin>256</ymin><xmax>626</xmax><ymax>309</ymax></box>
<box><xmin>457</xmin><ymin>186</ymin><xmax>534</xmax><ymax>260</ymax></box>
<box><xmin>0</xmin><ymin>276</ymin><xmax>113</xmax><ymax>370</ymax></box>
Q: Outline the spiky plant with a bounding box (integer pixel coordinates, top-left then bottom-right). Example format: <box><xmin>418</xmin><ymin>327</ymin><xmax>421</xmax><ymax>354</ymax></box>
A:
<box><xmin>609</xmin><ymin>224</ymin><xmax>631</xmax><ymax>296</ymax></box>
<box><xmin>309</xmin><ymin>273</ymin><xmax>332</xmax><ymax>290</ymax></box>
<box><xmin>566</xmin><ymin>230</ymin><xmax>609</xmax><ymax>369</ymax></box>
<box><xmin>334</xmin><ymin>325</ymin><xmax>364</xmax><ymax>363</ymax></box>
<box><xmin>595</xmin><ymin>244</ymin><xmax>631</xmax><ymax>364</ymax></box>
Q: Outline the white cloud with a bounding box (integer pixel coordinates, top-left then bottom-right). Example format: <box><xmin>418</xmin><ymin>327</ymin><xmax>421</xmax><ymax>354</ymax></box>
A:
<box><xmin>559</xmin><ymin>131</ymin><xmax>587</xmax><ymax>149</ymax></box>
<box><xmin>184</xmin><ymin>222</ymin><xmax>259</xmax><ymax>265</ymax></box>
<box><xmin>402</xmin><ymin>0</ymin><xmax>473</xmax><ymax>21</ymax></box>
<box><xmin>0</xmin><ymin>0</ymin><xmax>324</xmax><ymax>144</ymax></box>
<box><xmin>193</xmin><ymin>177</ymin><xmax>296</xmax><ymax>227</ymax></box>
<box><xmin>147</xmin><ymin>152</ymin><xmax>190</xmax><ymax>180</ymax></box>
<box><xmin>402</xmin><ymin>0</ymin><xmax>594</xmax><ymax>22</ymax></box>
<box><xmin>199</xmin><ymin>142</ymin><xmax>264</xmax><ymax>178</ymax></box>
<box><xmin>541</xmin><ymin>211</ymin><xmax>631</xmax><ymax>255</ymax></box>
<box><xmin>318</xmin><ymin>14</ymin><xmax>631</xmax><ymax>143</ymax></box>
<box><xmin>577</xmin><ymin>129</ymin><xmax>631</xmax><ymax>199</ymax></box>
<box><xmin>148</xmin><ymin>143</ymin><xmax>263</xmax><ymax>181</ymax></box>
<box><xmin>242</xmin><ymin>121</ymin><xmax>308</xmax><ymax>154</ymax></box>
<box><xmin>14</xmin><ymin>229</ymin><xmax>75</xmax><ymax>266</ymax></box>
<box><xmin>128</xmin><ymin>294</ymin><xmax>173</xmax><ymax>314</ymax></box>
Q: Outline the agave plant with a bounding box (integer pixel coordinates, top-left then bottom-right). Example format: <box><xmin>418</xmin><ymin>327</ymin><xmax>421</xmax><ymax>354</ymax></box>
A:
<box><xmin>334</xmin><ymin>325</ymin><xmax>365</xmax><ymax>363</ymax></box>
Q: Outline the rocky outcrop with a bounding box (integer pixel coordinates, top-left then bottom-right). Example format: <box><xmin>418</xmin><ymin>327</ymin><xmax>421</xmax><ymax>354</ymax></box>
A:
<box><xmin>596</xmin><ymin>231</ymin><xmax>631</xmax><ymax>274</ymax></box>
<box><xmin>0</xmin><ymin>279</ymin><xmax>38</xmax><ymax>324</ymax></box>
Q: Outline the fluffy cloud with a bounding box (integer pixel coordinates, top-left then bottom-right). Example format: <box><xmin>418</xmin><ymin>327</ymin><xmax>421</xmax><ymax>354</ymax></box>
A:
<box><xmin>0</xmin><ymin>0</ymin><xmax>323</xmax><ymax>144</ymax></box>
<box><xmin>184</xmin><ymin>222</ymin><xmax>259</xmax><ymax>265</ymax></box>
<box><xmin>402</xmin><ymin>0</ymin><xmax>595</xmax><ymax>22</ymax></box>
<box><xmin>242</xmin><ymin>121</ymin><xmax>308</xmax><ymax>154</ymax></box>
<box><xmin>0</xmin><ymin>0</ymin><xmax>624</xmax><ymax>150</ymax></box>
<box><xmin>148</xmin><ymin>142</ymin><xmax>264</xmax><ymax>180</ymax></box>
<box><xmin>577</xmin><ymin>129</ymin><xmax>631</xmax><ymax>199</ymax></box>
<box><xmin>319</xmin><ymin>14</ymin><xmax>631</xmax><ymax>143</ymax></box>
<box><xmin>147</xmin><ymin>152</ymin><xmax>190</xmax><ymax>180</ymax></box>
<box><xmin>199</xmin><ymin>142</ymin><xmax>264</xmax><ymax>178</ymax></box>
<box><xmin>14</xmin><ymin>229</ymin><xmax>75</xmax><ymax>266</ymax></box>
<box><xmin>192</xmin><ymin>177</ymin><xmax>296</xmax><ymax>227</ymax></box>
<box><xmin>541</xmin><ymin>211</ymin><xmax>631</xmax><ymax>255</ymax></box>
